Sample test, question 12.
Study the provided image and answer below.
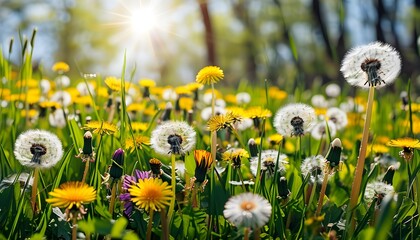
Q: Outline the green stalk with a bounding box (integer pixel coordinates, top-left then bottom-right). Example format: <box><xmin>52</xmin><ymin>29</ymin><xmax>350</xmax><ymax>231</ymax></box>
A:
<box><xmin>160</xmin><ymin>209</ymin><xmax>169</xmax><ymax>240</ymax></box>
<box><xmin>81</xmin><ymin>160</ymin><xmax>90</xmax><ymax>183</ymax></box>
<box><xmin>348</xmin><ymin>86</ymin><xmax>375</xmax><ymax>233</ymax></box>
<box><xmin>31</xmin><ymin>167</ymin><xmax>39</xmax><ymax>213</ymax></box>
<box><xmin>315</xmin><ymin>168</ymin><xmax>330</xmax><ymax>216</ymax></box>
<box><xmin>167</xmin><ymin>154</ymin><xmax>176</xmax><ymax>222</ymax></box>
<box><xmin>72</xmin><ymin>216</ymin><xmax>77</xmax><ymax>240</ymax></box>
<box><xmin>108</xmin><ymin>180</ymin><xmax>118</xmax><ymax>217</ymax></box>
<box><xmin>146</xmin><ymin>210</ymin><xmax>154</xmax><ymax>240</ymax></box>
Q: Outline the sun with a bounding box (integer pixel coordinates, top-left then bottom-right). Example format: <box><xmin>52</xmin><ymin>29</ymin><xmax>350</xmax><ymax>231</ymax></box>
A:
<box><xmin>129</xmin><ymin>7</ymin><xmax>159</xmax><ymax>36</ymax></box>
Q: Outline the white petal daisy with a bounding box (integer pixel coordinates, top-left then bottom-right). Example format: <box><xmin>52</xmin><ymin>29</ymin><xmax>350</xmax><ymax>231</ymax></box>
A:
<box><xmin>150</xmin><ymin>121</ymin><xmax>196</xmax><ymax>156</ymax></box>
<box><xmin>340</xmin><ymin>41</ymin><xmax>401</xmax><ymax>89</ymax></box>
<box><xmin>14</xmin><ymin>129</ymin><xmax>64</xmax><ymax>169</ymax></box>
<box><xmin>273</xmin><ymin>103</ymin><xmax>316</xmax><ymax>137</ymax></box>
<box><xmin>223</xmin><ymin>192</ymin><xmax>272</xmax><ymax>229</ymax></box>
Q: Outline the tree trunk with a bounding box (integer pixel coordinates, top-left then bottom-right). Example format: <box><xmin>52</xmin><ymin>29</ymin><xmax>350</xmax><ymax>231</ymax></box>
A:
<box><xmin>198</xmin><ymin>0</ymin><xmax>217</xmax><ymax>66</ymax></box>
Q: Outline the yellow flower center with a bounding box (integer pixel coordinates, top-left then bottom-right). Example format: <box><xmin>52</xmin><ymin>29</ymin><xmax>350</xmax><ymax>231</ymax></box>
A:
<box><xmin>240</xmin><ymin>200</ymin><xmax>256</xmax><ymax>211</ymax></box>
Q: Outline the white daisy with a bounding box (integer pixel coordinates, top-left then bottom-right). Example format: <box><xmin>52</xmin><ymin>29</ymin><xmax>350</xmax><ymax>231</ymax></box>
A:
<box><xmin>326</xmin><ymin>107</ymin><xmax>348</xmax><ymax>130</ymax></box>
<box><xmin>150</xmin><ymin>121</ymin><xmax>196</xmax><ymax>156</ymax></box>
<box><xmin>273</xmin><ymin>103</ymin><xmax>316</xmax><ymax>137</ymax></box>
<box><xmin>249</xmin><ymin>150</ymin><xmax>288</xmax><ymax>177</ymax></box>
<box><xmin>340</xmin><ymin>41</ymin><xmax>401</xmax><ymax>89</ymax></box>
<box><xmin>14</xmin><ymin>129</ymin><xmax>64</xmax><ymax>169</ymax></box>
<box><xmin>223</xmin><ymin>192</ymin><xmax>272</xmax><ymax>229</ymax></box>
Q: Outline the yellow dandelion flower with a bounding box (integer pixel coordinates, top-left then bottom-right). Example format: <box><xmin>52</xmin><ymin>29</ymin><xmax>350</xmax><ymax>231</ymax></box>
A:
<box><xmin>204</xmin><ymin>88</ymin><xmax>222</xmax><ymax>98</ymax></box>
<box><xmin>268</xmin><ymin>87</ymin><xmax>288</xmax><ymax>100</ymax></box>
<box><xmin>387</xmin><ymin>138</ymin><xmax>420</xmax><ymax>149</ymax></box>
<box><xmin>16</xmin><ymin>79</ymin><xmax>38</xmax><ymax>88</ymax></box>
<box><xmin>130</xmin><ymin>122</ymin><xmax>149</xmax><ymax>131</ymax></box>
<box><xmin>126</xmin><ymin>135</ymin><xmax>151</xmax><ymax>152</ymax></box>
<box><xmin>366</xmin><ymin>144</ymin><xmax>389</xmax><ymax>156</ymax></box>
<box><xmin>73</xmin><ymin>96</ymin><xmax>93</xmax><ymax>106</ymax></box>
<box><xmin>97</xmin><ymin>87</ymin><xmax>109</xmax><ymax>98</ymax></box>
<box><xmin>143</xmin><ymin>107</ymin><xmax>157</xmax><ymax>116</ymax></box>
<box><xmin>375</xmin><ymin>136</ymin><xmax>391</xmax><ymax>145</ymax></box>
<box><xmin>411</xmin><ymin>103</ymin><xmax>420</xmax><ymax>112</ymax></box>
<box><xmin>245</xmin><ymin>106</ymin><xmax>272</xmax><ymax>119</ymax></box>
<box><xmin>196</xmin><ymin>66</ymin><xmax>224</xmax><ymax>85</ymax></box>
<box><xmin>52</xmin><ymin>62</ymin><xmax>70</xmax><ymax>73</ymax></box>
<box><xmin>314</xmin><ymin>108</ymin><xmax>327</xmax><ymax>116</ymax></box>
<box><xmin>268</xmin><ymin>133</ymin><xmax>283</xmax><ymax>145</ymax></box>
<box><xmin>175</xmin><ymin>86</ymin><xmax>192</xmax><ymax>95</ymax></box>
<box><xmin>104</xmin><ymin>76</ymin><xmax>122</xmax><ymax>92</ymax></box>
<box><xmin>82</xmin><ymin>121</ymin><xmax>118</xmax><ymax>135</ymax></box>
<box><xmin>207</xmin><ymin>112</ymin><xmax>241</xmax><ymax>132</ymax></box>
<box><xmin>225</xmin><ymin>106</ymin><xmax>246</xmax><ymax>116</ymax></box>
<box><xmin>186</xmin><ymin>82</ymin><xmax>203</xmax><ymax>92</ymax></box>
<box><xmin>21</xmin><ymin>109</ymin><xmax>38</xmax><ymax>118</ymax></box>
<box><xmin>0</xmin><ymin>88</ymin><xmax>11</xmax><ymax>98</ymax></box>
<box><xmin>387</xmin><ymin>137</ymin><xmax>420</xmax><ymax>161</ymax></box>
<box><xmin>222</xmin><ymin>148</ymin><xmax>249</xmax><ymax>167</ymax></box>
<box><xmin>150</xmin><ymin>86</ymin><xmax>165</xmax><ymax>97</ymax></box>
<box><xmin>139</xmin><ymin>78</ymin><xmax>156</xmax><ymax>87</ymax></box>
<box><xmin>39</xmin><ymin>101</ymin><xmax>61</xmax><ymax>109</ymax></box>
<box><xmin>104</xmin><ymin>77</ymin><xmax>130</xmax><ymax>93</ymax></box>
<box><xmin>194</xmin><ymin>150</ymin><xmax>213</xmax><ymax>183</ymax></box>
<box><xmin>128</xmin><ymin>178</ymin><xmax>172</xmax><ymax>212</ymax></box>
<box><xmin>46</xmin><ymin>181</ymin><xmax>96</xmax><ymax>209</ymax></box>
<box><xmin>127</xmin><ymin>103</ymin><xmax>145</xmax><ymax>112</ymax></box>
<box><xmin>224</xmin><ymin>94</ymin><xmax>237</xmax><ymax>104</ymax></box>
<box><xmin>179</xmin><ymin>97</ymin><xmax>194</xmax><ymax>111</ymax></box>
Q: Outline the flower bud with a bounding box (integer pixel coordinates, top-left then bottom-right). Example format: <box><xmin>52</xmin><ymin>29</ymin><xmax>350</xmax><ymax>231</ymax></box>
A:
<box><xmin>109</xmin><ymin>148</ymin><xmax>124</xmax><ymax>179</ymax></box>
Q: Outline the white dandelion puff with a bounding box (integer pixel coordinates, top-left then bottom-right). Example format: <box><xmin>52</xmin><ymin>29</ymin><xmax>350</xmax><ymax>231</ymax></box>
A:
<box><xmin>340</xmin><ymin>41</ymin><xmax>401</xmax><ymax>89</ymax></box>
<box><xmin>223</xmin><ymin>192</ymin><xmax>272</xmax><ymax>229</ymax></box>
<box><xmin>326</xmin><ymin>107</ymin><xmax>348</xmax><ymax>130</ymax></box>
<box><xmin>301</xmin><ymin>155</ymin><xmax>326</xmax><ymax>184</ymax></box>
<box><xmin>364</xmin><ymin>181</ymin><xmax>395</xmax><ymax>204</ymax></box>
<box><xmin>273</xmin><ymin>103</ymin><xmax>316</xmax><ymax>137</ymax></box>
<box><xmin>14</xmin><ymin>129</ymin><xmax>64</xmax><ymax>169</ymax></box>
<box><xmin>150</xmin><ymin>121</ymin><xmax>196</xmax><ymax>156</ymax></box>
<box><xmin>311</xmin><ymin>120</ymin><xmax>337</xmax><ymax>140</ymax></box>
<box><xmin>325</xmin><ymin>83</ymin><xmax>341</xmax><ymax>98</ymax></box>
<box><xmin>236</xmin><ymin>92</ymin><xmax>251</xmax><ymax>104</ymax></box>
<box><xmin>249</xmin><ymin>150</ymin><xmax>288</xmax><ymax>177</ymax></box>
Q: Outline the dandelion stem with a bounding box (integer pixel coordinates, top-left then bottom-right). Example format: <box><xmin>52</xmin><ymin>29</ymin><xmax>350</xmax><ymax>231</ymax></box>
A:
<box><xmin>244</xmin><ymin>227</ymin><xmax>250</xmax><ymax>240</ymax></box>
<box><xmin>108</xmin><ymin>180</ymin><xmax>118</xmax><ymax>217</ymax></box>
<box><xmin>160</xmin><ymin>209</ymin><xmax>169</xmax><ymax>240</ymax></box>
<box><xmin>31</xmin><ymin>167</ymin><xmax>39</xmax><ymax>213</ymax></box>
<box><xmin>72</xmin><ymin>216</ymin><xmax>77</xmax><ymax>240</ymax></box>
<box><xmin>254</xmin><ymin>228</ymin><xmax>261</xmax><ymax>240</ymax></box>
<box><xmin>167</xmin><ymin>154</ymin><xmax>176</xmax><ymax>223</ymax></box>
<box><xmin>146</xmin><ymin>209</ymin><xmax>154</xmax><ymax>240</ymax></box>
<box><xmin>191</xmin><ymin>185</ymin><xmax>198</xmax><ymax>208</ymax></box>
<box><xmin>348</xmin><ymin>86</ymin><xmax>375</xmax><ymax>233</ymax></box>
<box><xmin>315</xmin><ymin>168</ymin><xmax>330</xmax><ymax>216</ymax></box>
<box><xmin>81</xmin><ymin>160</ymin><xmax>90</xmax><ymax>183</ymax></box>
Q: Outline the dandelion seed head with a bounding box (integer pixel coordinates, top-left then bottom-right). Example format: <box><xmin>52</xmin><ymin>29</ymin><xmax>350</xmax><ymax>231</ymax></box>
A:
<box><xmin>325</xmin><ymin>83</ymin><xmax>341</xmax><ymax>98</ymax></box>
<box><xmin>14</xmin><ymin>129</ymin><xmax>63</xmax><ymax>169</ymax></box>
<box><xmin>311</xmin><ymin>120</ymin><xmax>337</xmax><ymax>140</ymax></box>
<box><xmin>249</xmin><ymin>150</ymin><xmax>288</xmax><ymax>177</ymax></box>
<box><xmin>326</xmin><ymin>107</ymin><xmax>348</xmax><ymax>130</ymax></box>
<box><xmin>364</xmin><ymin>181</ymin><xmax>395</xmax><ymax>204</ymax></box>
<box><xmin>340</xmin><ymin>42</ymin><xmax>401</xmax><ymax>89</ymax></box>
<box><xmin>150</xmin><ymin>121</ymin><xmax>196</xmax><ymax>156</ymax></box>
<box><xmin>301</xmin><ymin>155</ymin><xmax>326</xmax><ymax>184</ymax></box>
<box><xmin>274</xmin><ymin>103</ymin><xmax>316</xmax><ymax>137</ymax></box>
